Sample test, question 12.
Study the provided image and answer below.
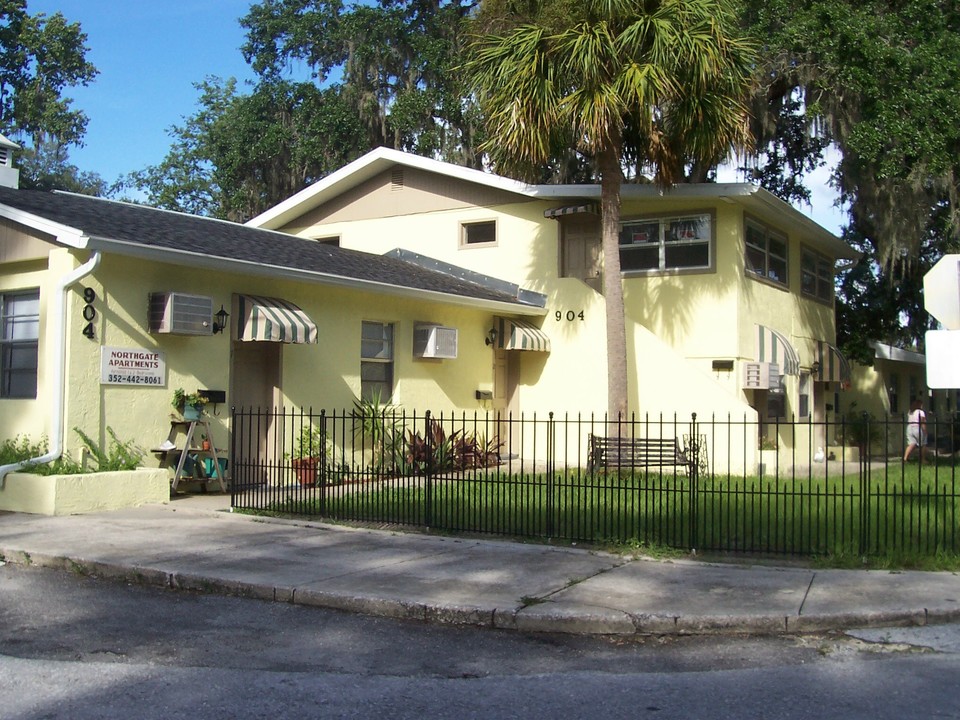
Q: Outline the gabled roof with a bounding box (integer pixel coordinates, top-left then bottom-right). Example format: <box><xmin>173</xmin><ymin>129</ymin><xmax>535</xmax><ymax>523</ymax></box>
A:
<box><xmin>0</xmin><ymin>186</ymin><xmax>543</xmax><ymax>314</ymax></box>
<box><xmin>247</xmin><ymin>147</ymin><xmax>858</xmax><ymax>261</ymax></box>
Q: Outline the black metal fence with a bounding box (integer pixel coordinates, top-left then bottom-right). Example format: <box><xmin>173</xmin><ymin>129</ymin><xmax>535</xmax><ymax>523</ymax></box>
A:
<box><xmin>230</xmin><ymin>407</ymin><xmax>960</xmax><ymax>558</ymax></box>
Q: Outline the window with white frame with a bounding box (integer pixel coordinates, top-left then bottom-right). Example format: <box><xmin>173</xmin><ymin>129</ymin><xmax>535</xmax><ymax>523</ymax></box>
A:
<box><xmin>360</xmin><ymin>321</ymin><xmax>394</xmax><ymax>401</ymax></box>
<box><xmin>801</xmin><ymin>247</ymin><xmax>834</xmax><ymax>302</ymax></box>
<box><xmin>460</xmin><ymin>220</ymin><xmax>496</xmax><ymax>247</ymax></box>
<box><xmin>1</xmin><ymin>290</ymin><xmax>40</xmax><ymax>399</ymax></box>
<box><xmin>745</xmin><ymin>218</ymin><xmax>788</xmax><ymax>287</ymax></box>
<box><xmin>619</xmin><ymin>213</ymin><xmax>712</xmax><ymax>273</ymax></box>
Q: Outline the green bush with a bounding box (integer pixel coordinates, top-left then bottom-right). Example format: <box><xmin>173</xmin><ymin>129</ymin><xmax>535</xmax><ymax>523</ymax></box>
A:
<box><xmin>0</xmin><ymin>428</ymin><xmax>143</xmax><ymax>475</ymax></box>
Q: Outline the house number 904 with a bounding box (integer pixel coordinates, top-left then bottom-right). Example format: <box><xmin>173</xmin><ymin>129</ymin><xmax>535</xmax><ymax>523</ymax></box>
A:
<box><xmin>81</xmin><ymin>287</ymin><xmax>96</xmax><ymax>339</ymax></box>
<box><xmin>555</xmin><ymin>310</ymin><xmax>585</xmax><ymax>322</ymax></box>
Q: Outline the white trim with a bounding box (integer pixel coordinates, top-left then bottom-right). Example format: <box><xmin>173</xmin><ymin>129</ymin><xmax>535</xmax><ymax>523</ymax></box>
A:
<box><xmin>872</xmin><ymin>341</ymin><xmax>925</xmax><ymax>365</ymax></box>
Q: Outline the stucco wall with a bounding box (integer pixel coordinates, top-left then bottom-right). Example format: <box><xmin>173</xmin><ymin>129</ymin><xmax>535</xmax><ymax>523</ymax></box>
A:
<box><xmin>0</xmin><ymin>468</ymin><xmax>168</xmax><ymax>515</ymax></box>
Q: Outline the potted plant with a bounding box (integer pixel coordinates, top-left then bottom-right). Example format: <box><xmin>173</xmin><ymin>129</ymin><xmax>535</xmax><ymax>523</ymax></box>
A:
<box><xmin>291</xmin><ymin>424</ymin><xmax>325</xmax><ymax>487</ymax></box>
<box><xmin>172</xmin><ymin>388</ymin><xmax>207</xmax><ymax>421</ymax></box>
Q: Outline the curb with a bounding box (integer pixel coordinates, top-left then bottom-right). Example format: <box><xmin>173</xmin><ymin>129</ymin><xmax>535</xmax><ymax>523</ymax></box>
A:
<box><xmin>2</xmin><ymin>546</ymin><xmax>952</xmax><ymax>638</ymax></box>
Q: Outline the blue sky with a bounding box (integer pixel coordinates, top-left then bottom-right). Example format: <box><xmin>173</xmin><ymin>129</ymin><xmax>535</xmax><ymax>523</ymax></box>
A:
<box><xmin>29</xmin><ymin>0</ymin><xmax>258</xmax><ymax>181</ymax></box>
<box><xmin>28</xmin><ymin>0</ymin><xmax>846</xmax><ymax>234</ymax></box>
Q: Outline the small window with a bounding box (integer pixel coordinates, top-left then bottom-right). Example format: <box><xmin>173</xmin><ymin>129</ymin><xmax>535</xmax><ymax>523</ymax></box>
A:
<box><xmin>801</xmin><ymin>247</ymin><xmax>833</xmax><ymax>302</ymax></box>
<box><xmin>1</xmin><ymin>290</ymin><xmax>40</xmax><ymax>399</ymax></box>
<box><xmin>798</xmin><ymin>372</ymin><xmax>810</xmax><ymax>420</ymax></box>
<box><xmin>361</xmin><ymin>321</ymin><xmax>394</xmax><ymax>401</ymax></box>
<box><xmin>316</xmin><ymin>236</ymin><xmax>340</xmax><ymax>247</ymax></box>
<box><xmin>745</xmin><ymin>218</ymin><xmax>788</xmax><ymax>287</ymax></box>
<box><xmin>887</xmin><ymin>374</ymin><xmax>900</xmax><ymax>414</ymax></box>
<box><xmin>619</xmin><ymin>213</ymin><xmax>712</xmax><ymax>273</ymax></box>
<box><xmin>461</xmin><ymin>220</ymin><xmax>496</xmax><ymax>247</ymax></box>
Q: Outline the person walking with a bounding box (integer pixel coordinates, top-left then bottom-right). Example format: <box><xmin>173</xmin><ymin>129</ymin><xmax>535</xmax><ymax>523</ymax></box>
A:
<box><xmin>903</xmin><ymin>399</ymin><xmax>930</xmax><ymax>463</ymax></box>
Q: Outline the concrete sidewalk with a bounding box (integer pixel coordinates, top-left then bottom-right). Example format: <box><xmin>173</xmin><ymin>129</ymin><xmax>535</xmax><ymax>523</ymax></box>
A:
<box><xmin>1</xmin><ymin>494</ymin><xmax>959</xmax><ymax>636</ymax></box>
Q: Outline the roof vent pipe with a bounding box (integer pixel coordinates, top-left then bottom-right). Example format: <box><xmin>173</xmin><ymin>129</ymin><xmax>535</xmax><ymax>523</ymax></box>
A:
<box><xmin>0</xmin><ymin>133</ymin><xmax>20</xmax><ymax>189</ymax></box>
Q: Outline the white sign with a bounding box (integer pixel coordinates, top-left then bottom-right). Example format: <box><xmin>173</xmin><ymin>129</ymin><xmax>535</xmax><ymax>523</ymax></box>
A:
<box><xmin>100</xmin><ymin>347</ymin><xmax>166</xmax><ymax>386</ymax></box>
<box><xmin>925</xmin><ymin>330</ymin><xmax>960</xmax><ymax>388</ymax></box>
<box><xmin>924</xmin><ymin>254</ymin><xmax>960</xmax><ymax>330</ymax></box>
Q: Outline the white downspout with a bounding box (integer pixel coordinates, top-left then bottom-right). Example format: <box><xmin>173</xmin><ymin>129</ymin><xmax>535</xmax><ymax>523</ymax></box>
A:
<box><xmin>0</xmin><ymin>250</ymin><xmax>102</xmax><ymax>481</ymax></box>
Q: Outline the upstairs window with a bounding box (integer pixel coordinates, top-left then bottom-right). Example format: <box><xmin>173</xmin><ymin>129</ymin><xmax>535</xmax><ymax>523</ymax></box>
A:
<box><xmin>360</xmin><ymin>321</ymin><xmax>394</xmax><ymax>401</ymax></box>
<box><xmin>745</xmin><ymin>219</ymin><xmax>788</xmax><ymax>287</ymax></box>
<box><xmin>461</xmin><ymin>220</ymin><xmax>496</xmax><ymax>247</ymax></box>
<box><xmin>1</xmin><ymin>290</ymin><xmax>40</xmax><ymax>399</ymax></box>
<box><xmin>801</xmin><ymin>247</ymin><xmax>834</xmax><ymax>302</ymax></box>
<box><xmin>619</xmin><ymin>213</ymin><xmax>712</xmax><ymax>273</ymax></box>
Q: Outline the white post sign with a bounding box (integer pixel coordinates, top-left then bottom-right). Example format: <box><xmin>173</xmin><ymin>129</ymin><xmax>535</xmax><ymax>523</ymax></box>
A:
<box><xmin>100</xmin><ymin>347</ymin><xmax>166</xmax><ymax>386</ymax></box>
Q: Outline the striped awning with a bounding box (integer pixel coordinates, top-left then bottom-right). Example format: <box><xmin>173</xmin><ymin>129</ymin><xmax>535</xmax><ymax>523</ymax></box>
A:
<box><xmin>493</xmin><ymin>316</ymin><xmax>551</xmax><ymax>352</ymax></box>
<box><xmin>543</xmin><ymin>202</ymin><xmax>599</xmax><ymax>218</ymax></box>
<box><xmin>755</xmin><ymin>325</ymin><xmax>800</xmax><ymax>376</ymax></box>
<box><xmin>238</xmin><ymin>294</ymin><xmax>318</xmax><ymax>344</ymax></box>
<box><xmin>816</xmin><ymin>340</ymin><xmax>851</xmax><ymax>387</ymax></box>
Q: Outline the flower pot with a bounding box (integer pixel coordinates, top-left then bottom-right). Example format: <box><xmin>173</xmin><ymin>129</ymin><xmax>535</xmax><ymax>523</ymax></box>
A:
<box><xmin>182</xmin><ymin>405</ymin><xmax>202</xmax><ymax>421</ymax></box>
<box><xmin>291</xmin><ymin>457</ymin><xmax>320</xmax><ymax>487</ymax></box>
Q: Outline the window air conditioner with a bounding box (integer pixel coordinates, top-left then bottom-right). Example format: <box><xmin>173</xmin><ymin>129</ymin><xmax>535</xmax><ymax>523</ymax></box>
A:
<box><xmin>149</xmin><ymin>292</ymin><xmax>214</xmax><ymax>335</ymax></box>
<box><xmin>413</xmin><ymin>323</ymin><xmax>458</xmax><ymax>359</ymax></box>
<box><xmin>743</xmin><ymin>362</ymin><xmax>780</xmax><ymax>390</ymax></box>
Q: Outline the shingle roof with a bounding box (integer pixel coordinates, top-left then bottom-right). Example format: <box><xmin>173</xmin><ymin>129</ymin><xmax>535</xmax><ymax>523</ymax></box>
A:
<box><xmin>0</xmin><ymin>186</ymin><xmax>536</xmax><ymax>309</ymax></box>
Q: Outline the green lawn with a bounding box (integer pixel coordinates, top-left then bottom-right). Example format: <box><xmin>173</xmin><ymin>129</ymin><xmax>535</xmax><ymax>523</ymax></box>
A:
<box><xmin>245</xmin><ymin>463</ymin><xmax>960</xmax><ymax>561</ymax></box>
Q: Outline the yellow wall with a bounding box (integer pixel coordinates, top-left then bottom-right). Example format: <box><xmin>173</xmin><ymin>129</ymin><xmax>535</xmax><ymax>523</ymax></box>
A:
<box><xmin>50</xmin><ymin>252</ymin><xmax>507</xmax><ymax>472</ymax></box>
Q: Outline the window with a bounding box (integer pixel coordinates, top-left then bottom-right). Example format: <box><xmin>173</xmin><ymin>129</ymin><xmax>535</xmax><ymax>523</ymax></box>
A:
<box><xmin>766</xmin><ymin>379</ymin><xmax>787</xmax><ymax>420</ymax></box>
<box><xmin>619</xmin><ymin>213</ymin><xmax>712</xmax><ymax>273</ymax></box>
<box><xmin>801</xmin><ymin>247</ymin><xmax>833</xmax><ymax>302</ymax></box>
<box><xmin>798</xmin><ymin>372</ymin><xmax>810</xmax><ymax>419</ymax></box>
<box><xmin>361</xmin><ymin>321</ymin><xmax>394</xmax><ymax>401</ymax></box>
<box><xmin>316</xmin><ymin>236</ymin><xmax>340</xmax><ymax>247</ymax></box>
<box><xmin>745</xmin><ymin>219</ymin><xmax>788</xmax><ymax>287</ymax></box>
<box><xmin>887</xmin><ymin>374</ymin><xmax>900</xmax><ymax>414</ymax></box>
<box><xmin>1</xmin><ymin>290</ymin><xmax>40</xmax><ymax>399</ymax></box>
<box><xmin>461</xmin><ymin>220</ymin><xmax>496</xmax><ymax>247</ymax></box>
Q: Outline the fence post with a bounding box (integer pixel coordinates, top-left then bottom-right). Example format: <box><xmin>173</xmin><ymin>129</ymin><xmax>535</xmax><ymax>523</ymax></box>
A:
<box><xmin>424</xmin><ymin>410</ymin><xmax>434</xmax><ymax>528</ymax></box>
<box><xmin>546</xmin><ymin>412</ymin><xmax>555</xmax><ymax>537</ymax></box>
<box><xmin>859</xmin><ymin>415</ymin><xmax>870</xmax><ymax>556</ymax></box>
<box><xmin>689</xmin><ymin>412</ymin><xmax>699</xmax><ymax>551</ymax></box>
<box><xmin>318</xmin><ymin>409</ymin><xmax>327</xmax><ymax>516</ymax></box>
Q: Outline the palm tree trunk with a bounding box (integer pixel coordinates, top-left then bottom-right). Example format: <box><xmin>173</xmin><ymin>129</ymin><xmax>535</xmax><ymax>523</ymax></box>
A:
<box><xmin>598</xmin><ymin>145</ymin><xmax>628</xmax><ymax>434</ymax></box>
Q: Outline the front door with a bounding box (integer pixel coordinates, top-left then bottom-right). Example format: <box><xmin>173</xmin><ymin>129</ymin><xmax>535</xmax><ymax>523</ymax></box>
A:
<box><xmin>492</xmin><ymin>348</ymin><xmax>520</xmax><ymax>457</ymax></box>
<box><xmin>231</xmin><ymin>341</ymin><xmax>281</xmax><ymax>487</ymax></box>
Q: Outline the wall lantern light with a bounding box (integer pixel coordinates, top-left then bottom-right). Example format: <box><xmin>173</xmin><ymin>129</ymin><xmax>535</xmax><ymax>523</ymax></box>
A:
<box><xmin>212</xmin><ymin>305</ymin><xmax>229</xmax><ymax>335</ymax></box>
<box><xmin>484</xmin><ymin>327</ymin><xmax>498</xmax><ymax>346</ymax></box>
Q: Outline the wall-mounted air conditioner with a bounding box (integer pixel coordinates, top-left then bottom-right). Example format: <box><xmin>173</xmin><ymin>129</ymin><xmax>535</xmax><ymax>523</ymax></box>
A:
<box><xmin>149</xmin><ymin>292</ymin><xmax>213</xmax><ymax>335</ymax></box>
<box><xmin>413</xmin><ymin>323</ymin><xmax>458</xmax><ymax>359</ymax></box>
<box><xmin>743</xmin><ymin>361</ymin><xmax>781</xmax><ymax>390</ymax></box>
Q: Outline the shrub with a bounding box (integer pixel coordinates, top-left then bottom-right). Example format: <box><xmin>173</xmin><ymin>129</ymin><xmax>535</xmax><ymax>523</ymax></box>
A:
<box><xmin>0</xmin><ymin>428</ymin><xmax>143</xmax><ymax>475</ymax></box>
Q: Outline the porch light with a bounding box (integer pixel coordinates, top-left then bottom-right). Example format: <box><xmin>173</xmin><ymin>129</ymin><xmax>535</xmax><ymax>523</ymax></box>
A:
<box><xmin>484</xmin><ymin>327</ymin><xmax>498</xmax><ymax>346</ymax></box>
<box><xmin>212</xmin><ymin>305</ymin><xmax>229</xmax><ymax>335</ymax></box>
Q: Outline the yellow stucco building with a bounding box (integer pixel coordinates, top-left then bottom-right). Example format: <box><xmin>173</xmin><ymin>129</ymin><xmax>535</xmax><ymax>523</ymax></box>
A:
<box><xmin>2</xmin><ymin>146</ymin><xmax>889</xmax><ymax>511</ymax></box>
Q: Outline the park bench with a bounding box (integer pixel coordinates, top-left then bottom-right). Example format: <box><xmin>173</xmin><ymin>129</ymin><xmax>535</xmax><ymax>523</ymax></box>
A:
<box><xmin>587</xmin><ymin>433</ymin><xmax>695</xmax><ymax>475</ymax></box>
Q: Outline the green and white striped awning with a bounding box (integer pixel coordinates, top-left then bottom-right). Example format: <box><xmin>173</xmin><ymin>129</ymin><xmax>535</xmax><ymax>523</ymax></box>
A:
<box><xmin>543</xmin><ymin>202</ymin><xmax>599</xmax><ymax>218</ymax></box>
<box><xmin>493</xmin><ymin>316</ymin><xmax>551</xmax><ymax>352</ymax></box>
<box><xmin>238</xmin><ymin>294</ymin><xmax>317</xmax><ymax>344</ymax></box>
<box><xmin>755</xmin><ymin>325</ymin><xmax>800</xmax><ymax>376</ymax></box>
<box><xmin>817</xmin><ymin>340</ymin><xmax>851</xmax><ymax>387</ymax></box>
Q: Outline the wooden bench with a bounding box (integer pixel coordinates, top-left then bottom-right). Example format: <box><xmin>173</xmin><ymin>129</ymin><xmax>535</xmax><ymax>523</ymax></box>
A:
<box><xmin>588</xmin><ymin>434</ymin><xmax>694</xmax><ymax>474</ymax></box>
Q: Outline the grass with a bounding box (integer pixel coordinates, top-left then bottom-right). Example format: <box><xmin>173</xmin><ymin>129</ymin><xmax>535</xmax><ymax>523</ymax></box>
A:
<box><xmin>237</xmin><ymin>462</ymin><xmax>960</xmax><ymax>568</ymax></box>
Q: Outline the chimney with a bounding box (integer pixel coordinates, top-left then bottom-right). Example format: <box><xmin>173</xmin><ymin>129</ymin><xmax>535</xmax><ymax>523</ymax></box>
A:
<box><xmin>0</xmin><ymin>134</ymin><xmax>20</xmax><ymax>189</ymax></box>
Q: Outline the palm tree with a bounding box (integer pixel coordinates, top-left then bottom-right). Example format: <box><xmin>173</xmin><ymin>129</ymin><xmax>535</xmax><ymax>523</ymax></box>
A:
<box><xmin>466</xmin><ymin>0</ymin><xmax>755</xmax><ymax>427</ymax></box>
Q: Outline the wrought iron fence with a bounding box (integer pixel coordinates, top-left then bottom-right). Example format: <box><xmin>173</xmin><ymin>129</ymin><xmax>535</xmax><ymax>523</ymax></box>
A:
<box><xmin>230</xmin><ymin>407</ymin><xmax>960</xmax><ymax>557</ymax></box>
